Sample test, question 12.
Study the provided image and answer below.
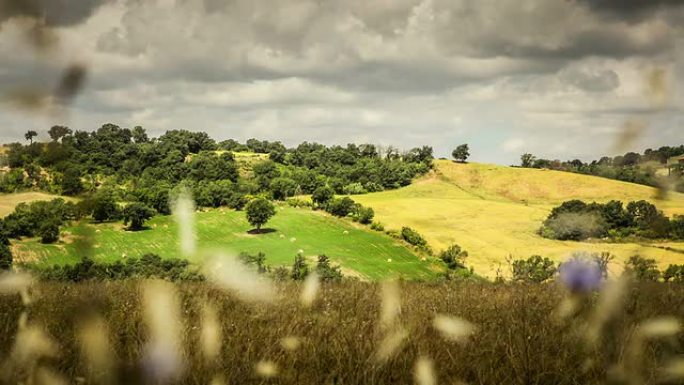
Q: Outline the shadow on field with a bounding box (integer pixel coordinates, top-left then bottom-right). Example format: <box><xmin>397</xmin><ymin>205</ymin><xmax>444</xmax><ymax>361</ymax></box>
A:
<box><xmin>247</xmin><ymin>228</ymin><xmax>277</xmax><ymax>235</ymax></box>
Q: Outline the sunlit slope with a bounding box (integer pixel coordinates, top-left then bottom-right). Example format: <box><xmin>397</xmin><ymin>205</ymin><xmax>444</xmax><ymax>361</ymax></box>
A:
<box><xmin>13</xmin><ymin>206</ymin><xmax>438</xmax><ymax>280</ymax></box>
<box><xmin>353</xmin><ymin>160</ymin><xmax>684</xmax><ymax>278</ymax></box>
<box><xmin>0</xmin><ymin>192</ymin><xmax>76</xmax><ymax>217</ymax></box>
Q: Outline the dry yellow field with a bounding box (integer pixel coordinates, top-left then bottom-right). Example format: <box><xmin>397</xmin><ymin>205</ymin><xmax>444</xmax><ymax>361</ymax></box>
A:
<box><xmin>354</xmin><ymin>160</ymin><xmax>684</xmax><ymax>278</ymax></box>
<box><xmin>0</xmin><ymin>192</ymin><xmax>74</xmax><ymax>217</ymax></box>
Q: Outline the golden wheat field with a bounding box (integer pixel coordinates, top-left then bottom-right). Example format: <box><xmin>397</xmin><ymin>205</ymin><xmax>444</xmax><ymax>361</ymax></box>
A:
<box><xmin>353</xmin><ymin>160</ymin><xmax>684</xmax><ymax>278</ymax></box>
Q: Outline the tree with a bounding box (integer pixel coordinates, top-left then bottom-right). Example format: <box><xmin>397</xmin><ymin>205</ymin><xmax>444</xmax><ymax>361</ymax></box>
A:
<box><xmin>132</xmin><ymin>126</ymin><xmax>149</xmax><ymax>143</ymax></box>
<box><xmin>624</xmin><ymin>255</ymin><xmax>660</xmax><ymax>281</ymax></box>
<box><xmin>0</xmin><ymin>236</ymin><xmax>12</xmax><ymax>270</ymax></box>
<box><xmin>326</xmin><ymin>197</ymin><xmax>355</xmax><ymax>217</ymax></box>
<box><xmin>439</xmin><ymin>244</ymin><xmax>468</xmax><ymax>270</ymax></box>
<box><xmin>511</xmin><ymin>255</ymin><xmax>557</xmax><ymax>283</ymax></box>
<box><xmin>122</xmin><ymin>203</ymin><xmax>156</xmax><ymax>231</ymax></box>
<box><xmin>245</xmin><ymin>198</ymin><xmax>276</xmax><ymax>231</ymax></box>
<box><xmin>61</xmin><ymin>166</ymin><xmax>84</xmax><ymax>196</ymax></box>
<box><xmin>312</xmin><ymin>186</ymin><xmax>334</xmax><ymax>207</ymax></box>
<box><xmin>452</xmin><ymin>144</ymin><xmax>470</xmax><ymax>163</ymax></box>
<box><xmin>521</xmin><ymin>153</ymin><xmax>536</xmax><ymax>168</ymax></box>
<box><xmin>48</xmin><ymin>125</ymin><xmax>72</xmax><ymax>142</ymax></box>
<box><xmin>24</xmin><ymin>130</ymin><xmax>37</xmax><ymax>145</ymax></box>
<box><xmin>270</xmin><ymin>177</ymin><xmax>297</xmax><ymax>200</ymax></box>
<box><xmin>91</xmin><ymin>190</ymin><xmax>120</xmax><ymax>223</ymax></box>
<box><xmin>38</xmin><ymin>219</ymin><xmax>60</xmax><ymax>244</ymax></box>
<box><xmin>291</xmin><ymin>253</ymin><xmax>309</xmax><ymax>280</ymax></box>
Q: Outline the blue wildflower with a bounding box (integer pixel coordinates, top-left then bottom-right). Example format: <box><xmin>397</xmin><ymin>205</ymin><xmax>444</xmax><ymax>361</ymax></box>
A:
<box><xmin>559</xmin><ymin>257</ymin><xmax>603</xmax><ymax>292</ymax></box>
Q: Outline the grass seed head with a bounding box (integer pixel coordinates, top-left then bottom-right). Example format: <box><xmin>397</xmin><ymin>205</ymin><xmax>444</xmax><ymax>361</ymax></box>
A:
<box><xmin>280</xmin><ymin>336</ymin><xmax>302</xmax><ymax>351</ymax></box>
<box><xmin>638</xmin><ymin>317</ymin><xmax>681</xmax><ymax>339</ymax></box>
<box><xmin>141</xmin><ymin>280</ymin><xmax>183</xmax><ymax>382</ymax></box>
<box><xmin>432</xmin><ymin>314</ymin><xmax>477</xmax><ymax>343</ymax></box>
<box><xmin>414</xmin><ymin>356</ymin><xmax>436</xmax><ymax>385</ymax></box>
<box><xmin>379</xmin><ymin>280</ymin><xmax>401</xmax><ymax>329</ymax></box>
<box><xmin>300</xmin><ymin>272</ymin><xmax>320</xmax><ymax>308</ymax></box>
<box><xmin>0</xmin><ymin>271</ymin><xmax>34</xmax><ymax>295</ymax></box>
<box><xmin>375</xmin><ymin>327</ymin><xmax>408</xmax><ymax>363</ymax></box>
<box><xmin>200</xmin><ymin>303</ymin><xmax>222</xmax><ymax>363</ymax></box>
<box><xmin>255</xmin><ymin>360</ymin><xmax>278</xmax><ymax>378</ymax></box>
<box><xmin>173</xmin><ymin>188</ymin><xmax>196</xmax><ymax>257</ymax></box>
<box><xmin>203</xmin><ymin>255</ymin><xmax>277</xmax><ymax>303</ymax></box>
<box><xmin>77</xmin><ymin>316</ymin><xmax>115</xmax><ymax>384</ymax></box>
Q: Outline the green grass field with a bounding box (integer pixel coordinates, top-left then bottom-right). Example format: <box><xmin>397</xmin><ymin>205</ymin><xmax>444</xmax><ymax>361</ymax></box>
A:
<box><xmin>353</xmin><ymin>160</ymin><xmax>684</xmax><ymax>278</ymax></box>
<box><xmin>11</xmin><ymin>206</ymin><xmax>438</xmax><ymax>280</ymax></box>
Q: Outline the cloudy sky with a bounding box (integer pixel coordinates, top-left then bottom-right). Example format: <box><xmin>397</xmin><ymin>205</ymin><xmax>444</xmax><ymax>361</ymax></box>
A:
<box><xmin>0</xmin><ymin>0</ymin><xmax>682</xmax><ymax>164</ymax></box>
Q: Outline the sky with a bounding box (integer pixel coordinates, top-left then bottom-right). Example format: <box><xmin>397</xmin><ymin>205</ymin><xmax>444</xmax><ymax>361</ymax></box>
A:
<box><xmin>0</xmin><ymin>0</ymin><xmax>682</xmax><ymax>165</ymax></box>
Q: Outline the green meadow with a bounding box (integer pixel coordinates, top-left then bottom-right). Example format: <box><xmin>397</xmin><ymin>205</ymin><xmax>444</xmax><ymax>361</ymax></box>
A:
<box><xmin>12</xmin><ymin>205</ymin><xmax>438</xmax><ymax>280</ymax></box>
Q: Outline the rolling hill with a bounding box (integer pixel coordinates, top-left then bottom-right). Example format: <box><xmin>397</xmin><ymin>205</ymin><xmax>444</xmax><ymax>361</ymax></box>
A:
<box><xmin>353</xmin><ymin>160</ymin><xmax>684</xmax><ymax>278</ymax></box>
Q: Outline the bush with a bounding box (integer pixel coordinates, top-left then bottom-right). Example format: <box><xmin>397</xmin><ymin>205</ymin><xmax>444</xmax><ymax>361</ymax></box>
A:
<box><xmin>35</xmin><ymin>254</ymin><xmax>203</xmax><ymax>282</ymax></box>
<box><xmin>370</xmin><ymin>221</ymin><xmax>385</xmax><ymax>231</ymax></box>
<box><xmin>439</xmin><ymin>244</ymin><xmax>468</xmax><ymax>270</ymax></box>
<box><xmin>311</xmin><ymin>186</ymin><xmax>334</xmax><ymax>207</ymax></box>
<box><xmin>286</xmin><ymin>198</ymin><xmax>313</xmax><ymax>208</ymax></box>
<box><xmin>291</xmin><ymin>253</ymin><xmax>309</xmax><ymax>280</ymax></box>
<box><xmin>663</xmin><ymin>264</ymin><xmax>684</xmax><ymax>282</ymax></box>
<box><xmin>342</xmin><ymin>182</ymin><xmax>367</xmax><ymax>195</ymax></box>
<box><xmin>326</xmin><ymin>197</ymin><xmax>356</xmax><ymax>217</ymax></box>
<box><xmin>511</xmin><ymin>255</ymin><xmax>557</xmax><ymax>283</ymax></box>
<box><xmin>90</xmin><ymin>190</ymin><xmax>120</xmax><ymax>223</ymax></box>
<box><xmin>239</xmin><ymin>251</ymin><xmax>268</xmax><ymax>274</ymax></box>
<box><xmin>122</xmin><ymin>202</ymin><xmax>156</xmax><ymax>231</ymax></box>
<box><xmin>270</xmin><ymin>177</ymin><xmax>298</xmax><ymax>200</ymax></box>
<box><xmin>0</xmin><ymin>236</ymin><xmax>11</xmax><ymax>270</ymax></box>
<box><xmin>316</xmin><ymin>255</ymin><xmax>343</xmax><ymax>282</ymax></box>
<box><xmin>401</xmin><ymin>227</ymin><xmax>428</xmax><ymax>248</ymax></box>
<box><xmin>38</xmin><ymin>220</ymin><xmax>60</xmax><ymax>244</ymax></box>
<box><xmin>625</xmin><ymin>255</ymin><xmax>661</xmax><ymax>281</ymax></box>
<box><xmin>542</xmin><ymin>212</ymin><xmax>606</xmax><ymax>240</ymax></box>
<box><xmin>352</xmin><ymin>205</ymin><xmax>375</xmax><ymax>224</ymax></box>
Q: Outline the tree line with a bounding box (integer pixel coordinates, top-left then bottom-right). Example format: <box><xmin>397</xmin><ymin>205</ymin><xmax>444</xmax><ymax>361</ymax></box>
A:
<box><xmin>519</xmin><ymin>145</ymin><xmax>684</xmax><ymax>192</ymax></box>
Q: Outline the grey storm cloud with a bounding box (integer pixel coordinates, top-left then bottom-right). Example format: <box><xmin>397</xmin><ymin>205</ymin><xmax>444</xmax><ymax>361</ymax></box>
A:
<box><xmin>0</xmin><ymin>0</ymin><xmax>682</xmax><ymax>164</ymax></box>
<box><xmin>0</xmin><ymin>0</ymin><xmax>109</xmax><ymax>26</ymax></box>
<box><xmin>575</xmin><ymin>0</ymin><xmax>684</xmax><ymax>20</ymax></box>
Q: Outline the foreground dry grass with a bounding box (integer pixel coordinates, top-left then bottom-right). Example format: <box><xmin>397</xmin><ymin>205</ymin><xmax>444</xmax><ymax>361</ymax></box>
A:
<box><xmin>1</xmin><ymin>280</ymin><xmax>683</xmax><ymax>385</ymax></box>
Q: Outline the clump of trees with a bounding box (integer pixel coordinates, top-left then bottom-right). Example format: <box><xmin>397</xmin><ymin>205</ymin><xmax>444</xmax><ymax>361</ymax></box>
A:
<box><xmin>541</xmin><ymin>199</ymin><xmax>682</xmax><ymax>241</ymax></box>
<box><xmin>0</xmin><ymin>199</ymin><xmax>77</xmax><ymax>244</ymax></box>
<box><xmin>519</xmin><ymin>144</ymin><xmax>684</xmax><ymax>192</ymax></box>
<box><xmin>34</xmin><ymin>254</ymin><xmax>203</xmax><ymax>282</ymax></box>
<box><xmin>0</xmin><ymin>234</ymin><xmax>12</xmax><ymax>270</ymax></box>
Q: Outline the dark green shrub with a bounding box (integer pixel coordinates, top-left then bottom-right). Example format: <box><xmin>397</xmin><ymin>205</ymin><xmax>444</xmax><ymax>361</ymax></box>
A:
<box><xmin>311</xmin><ymin>186</ymin><xmax>334</xmax><ymax>207</ymax></box>
<box><xmin>439</xmin><ymin>244</ymin><xmax>468</xmax><ymax>270</ymax></box>
<box><xmin>663</xmin><ymin>264</ymin><xmax>684</xmax><ymax>282</ymax></box>
<box><xmin>511</xmin><ymin>255</ymin><xmax>557</xmax><ymax>283</ymax></box>
<box><xmin>625</xmin><ymin>255</ymin><xmax>661</xmax><ymax>281</ymax></box>
<box><xmin>0</xmin><ymin>236</ymin><xmax>11</xmax><ymax>270</ymax></box>
<box><xmin>316</xmin><ymin>255</ymin><xmax>343</xmax><ymax>282</ymax></box>
<box><xmin>122</xmin><ymin>202</ymin><xmax>156</xmax><ymax>231</ymax></box>
<box><xmin>401</xmin><ymin>227</ymin><xmax>427</xmax><ymax>248</ymax></box>
<box><xmin>291</xmin><ymin>253</ymin><xmax>309</xmax><ymax>280</ymax></box>
<box><xmin>38</xmin><ymin>220</ymin><xmax>60</xmax><ymax>244</ymax></box>
<box><xmin>326</xmin><ymin>197</ymin><xmax>355</xmax><ymax>217</ymax></box>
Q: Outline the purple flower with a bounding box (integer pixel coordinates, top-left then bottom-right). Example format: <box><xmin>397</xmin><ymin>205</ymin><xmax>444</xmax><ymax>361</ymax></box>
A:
<box><xmin>559</xmin><ymin>257</ymin><xmax>603</xmax><ymax>292</ymax></box>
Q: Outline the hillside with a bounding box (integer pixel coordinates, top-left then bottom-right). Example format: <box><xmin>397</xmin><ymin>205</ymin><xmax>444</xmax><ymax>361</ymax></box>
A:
<box><xmin>12</xmin><ymin>205</ymin><xmax>438</xmax><ymax>280</ymax></box>
<box><xmin>353</xmin><ymin>160</ymin><xmax>684</xmax><ymax>278</ymax></box>
<box><xmin>0</xmin><ymin>192</ymin><xmax>75</xmax><ymax>217</ymax></box>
